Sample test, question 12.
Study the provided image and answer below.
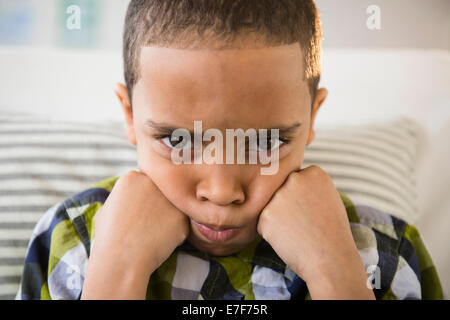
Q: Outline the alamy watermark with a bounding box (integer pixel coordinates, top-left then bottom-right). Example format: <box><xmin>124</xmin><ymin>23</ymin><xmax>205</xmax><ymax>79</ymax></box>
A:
<box><xmin>168</xmin><ymin>121</ymin><xmax>280</xmax><ymax>175</ymax></box>
<box><xmin>366</xmin><ymin>264</ymin><xmax>381</xmax><ymax>290</ymax></box>
<box><xmin>66</xmin><ymin>5</ymin><xmax>81</xmax><ymax>30</ymax></box>
<box><xmin>366</xmin><ymin>5</ymin><xmax>381</xmax><ymax>30</ymax></box>
<box><xmin>66</xmin><ymin>264</ymin><xmax>82</xmax><ymax>290</ymax></box>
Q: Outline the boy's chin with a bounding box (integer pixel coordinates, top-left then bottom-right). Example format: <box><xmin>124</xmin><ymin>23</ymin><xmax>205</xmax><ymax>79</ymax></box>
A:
<box><xmin>186</xmin><ymin>235</ymin><xmax>249</xmax><ymax>257</ymax></box>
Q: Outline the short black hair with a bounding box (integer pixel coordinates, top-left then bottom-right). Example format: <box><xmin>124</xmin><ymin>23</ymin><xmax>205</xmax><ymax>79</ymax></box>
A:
<box><xmin>123</xmin><ymin>0</ymin><xmax>322</xmax><ymax>109</ymax></box>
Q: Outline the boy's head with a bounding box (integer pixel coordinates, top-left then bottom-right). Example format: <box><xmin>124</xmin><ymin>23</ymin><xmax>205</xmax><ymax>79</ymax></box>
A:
<box><xmin>122</xmin><ymin>0</ymin><xmax>323</xmax><ymax>108</ymax></box>
<box><xmin>115</xmin><ymin>0</ymin><xmax>328</xmax><ymax>256</ymax></box>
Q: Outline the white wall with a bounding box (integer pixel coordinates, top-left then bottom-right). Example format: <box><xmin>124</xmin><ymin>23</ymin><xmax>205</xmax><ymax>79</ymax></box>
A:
<box><xmin>0</xmin><ymin>0</ymin><xmax>449</xmax><ymax>50</ymax></box>
<box><xmin>316</xmin><ymin>0</ymin><xmax>450</xmax><ymax>50</ymax></box>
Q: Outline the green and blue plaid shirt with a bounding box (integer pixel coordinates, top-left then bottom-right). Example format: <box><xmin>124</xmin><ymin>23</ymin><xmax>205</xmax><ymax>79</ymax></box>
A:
<box><xmin>16</xmin><ymin>175</ymin><xmax>444</xmax><ymax>300</ymax></box>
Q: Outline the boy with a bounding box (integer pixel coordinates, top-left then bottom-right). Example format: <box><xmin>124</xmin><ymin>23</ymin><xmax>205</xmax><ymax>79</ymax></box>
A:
<box><xmin>17</xmin><ymin>0</ymin><xmax>443</xmax><ymax>300</ymax></box>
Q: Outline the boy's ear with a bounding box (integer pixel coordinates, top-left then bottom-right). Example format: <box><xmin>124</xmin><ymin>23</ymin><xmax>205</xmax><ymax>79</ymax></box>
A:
<box><xmin>306</xmin><ymin>87</ymin><xmax>328</xmax><ymax>146</ymax></box>
<box><xmin>114</xmin><ymin>83</ymin><xmax>136</xmax><ymax>146</ymax></box>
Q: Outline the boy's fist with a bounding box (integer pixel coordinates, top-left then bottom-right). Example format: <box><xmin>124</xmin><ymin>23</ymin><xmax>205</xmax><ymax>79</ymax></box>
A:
<box><xmin>93</xmin><ymin>170</ymin><xmax>189</xmax><ymax>270</ymax></box>
<box><xmin>82</xmin><ymin>170</ymin><xmax>189</xmax><ymax>299</ymax></box>
<box><xmin>257</xmin><ymin>166</ymin><xmax>375</xmax><ymax>299</ymax></box>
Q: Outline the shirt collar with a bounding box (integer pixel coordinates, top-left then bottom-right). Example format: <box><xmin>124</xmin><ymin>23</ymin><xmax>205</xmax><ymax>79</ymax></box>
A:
<box><xmin>174</xmin><ymin>235</ymin><xmax>287</xmax><ymax>273</ymax></box>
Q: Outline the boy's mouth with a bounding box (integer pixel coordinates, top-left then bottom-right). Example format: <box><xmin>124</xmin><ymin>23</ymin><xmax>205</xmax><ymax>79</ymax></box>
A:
<box><xmin>192</xmin><ymin>220</ymin><xmax>240</xmax><ymax>242</ymax></box>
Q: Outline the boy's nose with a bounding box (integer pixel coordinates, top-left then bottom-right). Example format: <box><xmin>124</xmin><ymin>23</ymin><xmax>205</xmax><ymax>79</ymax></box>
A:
<box><xmin>196</xmin><ymin>168</ymin><xmax>245</xmax><ymax>206</ymax></box>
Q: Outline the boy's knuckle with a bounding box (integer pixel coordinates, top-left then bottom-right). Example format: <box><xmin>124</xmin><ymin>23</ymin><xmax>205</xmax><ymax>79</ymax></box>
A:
<box><xmin>270</xmin><ymin>188</ymin><xmax>284</xmax><ymax>203</ymax></box>
<box><xmin>306</xmin><ymin>165</ymin><xmax>328</xmax><ymax>179</ymax></box>
<box><xmin>307</xmin><ymin>164</ymin><xmax>321</xmax><ymax>174</ymax></box>
<box><xmin>285</xmin><ymin>171</ymin><xmax>297</xmax><ymax>183</ymax></box>
<box><xmin>119</xmin><ymin>170</ymin><xmax>149</xmax><ymax>188</ymax></box>
<box><xmin>260</xmin><ymin>207</ymin><xmax>273</xmax><ymax>222</ymax></box>
<box><xmin>285</xmin><ymin>171</ymin><xmax>302</xmax><ymax>189</ymax></box>
<box><xmin>119</xmin><ymin>170</ymin><xmax>137</xmax><ymax>184</ymax></box>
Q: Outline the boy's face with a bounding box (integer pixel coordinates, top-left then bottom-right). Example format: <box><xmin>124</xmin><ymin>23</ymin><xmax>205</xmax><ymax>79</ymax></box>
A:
<box><xmin>116</xmin><ymin>42</ymin><xmax>327</xmax><ymax>256</ymax></box>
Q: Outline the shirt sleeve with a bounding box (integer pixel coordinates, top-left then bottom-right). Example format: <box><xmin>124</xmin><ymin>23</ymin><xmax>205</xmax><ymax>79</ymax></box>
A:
<box><xmin>387</xmin><ymin>224</ymin><xmax>445</xmax><ymax>300</ymax></box>
<box><xmin>16</xmin><ymin>202</ymin><xmax>88</xmax><ymax>300</ymax></box>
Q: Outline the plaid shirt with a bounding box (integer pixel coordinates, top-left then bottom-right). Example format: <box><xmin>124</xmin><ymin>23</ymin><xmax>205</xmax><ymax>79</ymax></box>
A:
<box><xmin>16</xmin><ymin>175</ymin><xmax>444</xmax><ymax>300</ymax></box>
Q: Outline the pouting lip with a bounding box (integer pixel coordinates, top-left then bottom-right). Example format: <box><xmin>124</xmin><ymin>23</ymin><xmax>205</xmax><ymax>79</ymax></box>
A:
<box><xmin>192</xmin><ymin>220</ymin><xmax>239</xmax><ymax>231</ymax></box>
<box><xmin>192</xmin><ymin>220</ymin><xmax>241</xmax><ymax>243</ymax></box>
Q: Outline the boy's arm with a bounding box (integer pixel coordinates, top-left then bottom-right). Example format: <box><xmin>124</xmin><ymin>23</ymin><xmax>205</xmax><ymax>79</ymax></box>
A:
<box><xmin>257</xmin><ymin>166</ymin><xmax>375</xmax><ymax>300</ymax></box>
<box><xmin>80</xmin><ymin>222</ymin><xmax>156</xmax><ymax>300</ymax></box>
<box><xmin>257</xmin><ymin>165</ymin><xmax>445</xmax><ymax>300</ymax></box>
<box><xmin>81</xmin><ymin>170</ymin><xmax>189</xmax><ymax>300</ymax></box>
<box><xmin>17</xmin><ymin>170</ymin><xmax>189</xmax><ymax>300</ymax></box>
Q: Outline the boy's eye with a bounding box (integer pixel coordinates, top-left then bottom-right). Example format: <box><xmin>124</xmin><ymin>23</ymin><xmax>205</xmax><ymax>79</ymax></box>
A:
<box><xmin>264</xmin><ymin>138</ymin><xmax>284</xmax><ymax>151</ymax></box>
<box><xmin>161</xmin><ymin>136</ymin><xmax>192</xmax><ymax>150</ymax></box>
<box><xmin>249</xmin><ymin>137</ymin><xmax>285</xmax><ymax>152</ymax></box>
<box><xmin>159</xmin><ymin>134</ymin><xmax>289</xmax><ymax>152</ymax></box>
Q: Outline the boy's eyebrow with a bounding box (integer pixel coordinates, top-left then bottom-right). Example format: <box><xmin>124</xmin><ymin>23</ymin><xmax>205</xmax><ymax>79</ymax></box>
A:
<box><xmin>269</xmin><ymin>122</ymin><xmax>302</xmax><ymax>134</ymax></box>
<box><xmin>145</xmin><ymin>120</ymin><xmax>196</xmax><ymax>135</ymax></box>
<box><xmin>144</xmin><ymin>119</ymin><xmax>302</xmax><ymax>135</ymax></box>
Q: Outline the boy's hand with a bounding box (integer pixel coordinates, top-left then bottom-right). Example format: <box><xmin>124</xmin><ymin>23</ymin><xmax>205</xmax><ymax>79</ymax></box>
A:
<box><xmin>82</xmin><ymin>170</ymin><xmax>189</xmax><ymax>299</ymax></box>
<box><xmin>257</xmin><ymin>166</ymin><xmax>375</xmax><ymax>299</ymax></box>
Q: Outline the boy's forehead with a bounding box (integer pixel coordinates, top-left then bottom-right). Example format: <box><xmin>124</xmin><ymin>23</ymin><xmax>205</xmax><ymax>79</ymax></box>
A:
<box><xmin>138</xmin><ymin>43</ymin><xmax>305</xmax><ymax>81</ymax></box>
<box><xmin>134</xmin><ymin>43</ymin><xmax>310</xmax><ymax>129</ymax></box>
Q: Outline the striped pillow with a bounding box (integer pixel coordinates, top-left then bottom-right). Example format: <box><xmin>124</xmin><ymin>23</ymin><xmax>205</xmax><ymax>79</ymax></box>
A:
<box><xmin>0</xmin><ymin>112</ymin><xmax>137</xmax><ymax>299</ymax></box>
<box><xmin>0</xmin><ymin>111</ymin><xmax>422</xmax><ymax>299</ymax></box>
<box><xmin>303</xmin><ymin>118</ymin><xmax>421</xmax><ymax>225</ymax></box>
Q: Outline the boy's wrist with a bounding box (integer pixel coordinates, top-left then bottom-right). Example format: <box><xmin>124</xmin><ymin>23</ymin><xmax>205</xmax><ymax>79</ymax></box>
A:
<box><xmin>303</xmin><ymin>256</ymin><xmax>375</xmax><ymax>300</ymax></box>
<box><xmin>81</xmin><ymin>244</ymin><xmax>156</xmax><ymax>299</ymax></box>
